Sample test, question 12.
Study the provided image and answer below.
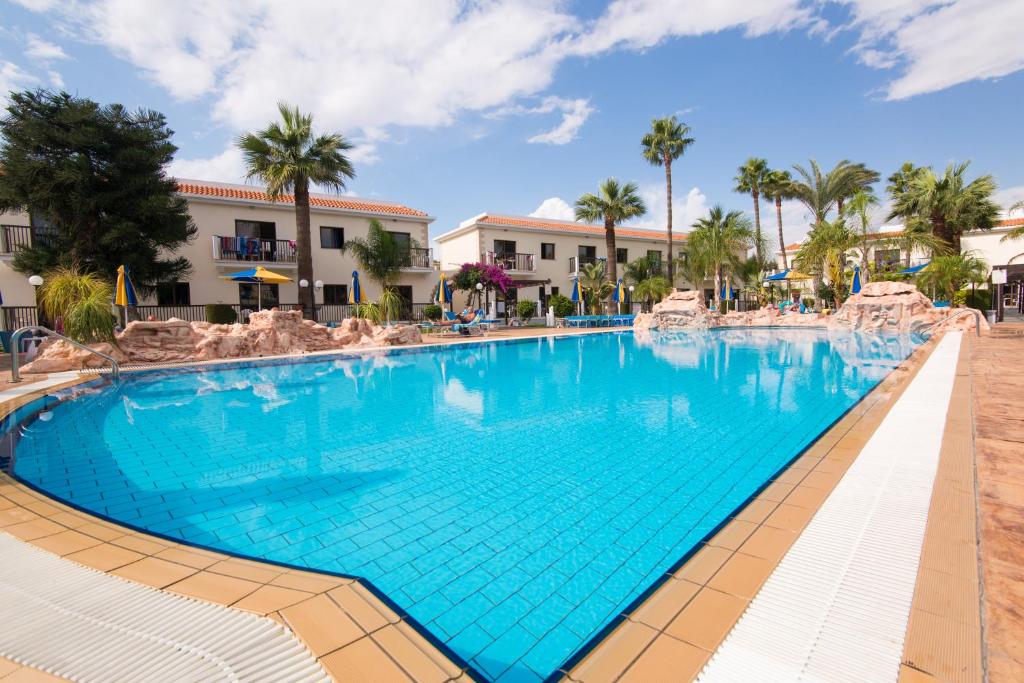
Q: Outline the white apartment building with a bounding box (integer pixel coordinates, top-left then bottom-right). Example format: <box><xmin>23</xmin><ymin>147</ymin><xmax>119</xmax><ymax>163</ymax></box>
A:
<box><xmin>0</xmin><ymin>180</ymin><xmax>436</xmax><ymax>326</ymax></box>
<box><xmin>434</xmin><ymin>213</ymin><xmax>710</xmax><ymax>313</ymax></box>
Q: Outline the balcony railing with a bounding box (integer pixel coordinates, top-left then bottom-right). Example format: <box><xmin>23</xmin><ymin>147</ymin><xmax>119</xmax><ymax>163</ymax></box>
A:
<box><xmin>0</xmin><ymin>225</ymin><xmax>33</xmax><ymax>254</ymax></box>
<box><xmin>399</xmin><ymin>247</ymin><xmax>433</xmax><ymax>269</ymax></box>
<box><xmin>211</xmin><ymin>236</ymin><xmax>298</xmax><ymax>263</ymax></box>
<box><xmin>568</xmin><ymin>255</ymin><xmax>601</xmax><ymax>274</ymax></box>
<box><xmin>486</xmin><ymin>251</ymin><xmax>536</xmax><ymax>272</ymax></box>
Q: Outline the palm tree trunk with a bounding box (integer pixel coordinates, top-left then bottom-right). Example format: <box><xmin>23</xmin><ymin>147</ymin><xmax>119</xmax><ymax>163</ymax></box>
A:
<box><xmin>713</xmin><ymin>265</ymin><xmax>722</xmax><ymax>311</ymax></box>
<box><xmin>293</xmin><ymin>181</ymin><xmax>317</xmax><ymax>321</ymax></box>
<box><xmin>665</xmin><ymin>155</ymin><xmax>674</xmax><ymax>284</ymax></box>
<box><xmin>837</xmin><ymin>197</ymin><xmax>845</xmax><ymax>216</ymax></box>
<box><xmin>775</xmin><ymin>196</ymin><xmax>787</xmax><ymax>270</ymax></box>
<box><xmin>604</xmin><ymin>217</ymin><xmax>617</xmax><ymax>315</ymax></box>
<box><xmin>752</xmin><ymin>190</ymin><xmax>762</xmax><ymax>262</ymax></box>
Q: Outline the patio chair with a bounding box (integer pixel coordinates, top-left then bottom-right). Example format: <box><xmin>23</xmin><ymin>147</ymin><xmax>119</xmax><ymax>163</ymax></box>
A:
<box><xmin>452</xmin><ymin>310</ymin><xmax>486</xmax><ymax>336</ymax></box>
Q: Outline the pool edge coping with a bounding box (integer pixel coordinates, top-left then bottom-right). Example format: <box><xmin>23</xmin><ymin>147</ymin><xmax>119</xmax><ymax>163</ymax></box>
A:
<box><xmin>0</xmin><ymin>326</ymin><xmax>942</xmax><ymax>683</ymax></box>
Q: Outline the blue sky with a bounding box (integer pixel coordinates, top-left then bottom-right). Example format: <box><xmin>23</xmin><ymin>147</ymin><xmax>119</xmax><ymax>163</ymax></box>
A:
<box><xmin>1</xmin><ymin>0</ymin><xmax>1022</xmax><ymax>248</ymax></box>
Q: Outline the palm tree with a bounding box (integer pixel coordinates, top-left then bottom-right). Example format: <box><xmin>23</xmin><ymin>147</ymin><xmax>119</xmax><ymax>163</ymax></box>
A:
<box><xmin>1002</xmin><ymin>200</ymin><xmax>1024</xmax><ymax>242</ymax></box>
<box><xmin>761</xmin><ymin>169</ymin><xmax>798</xmax><ymax>270</ymax></box>
<box><xmin>733</xmin><ymin>158</ymin><xmax>769</xmax><ymax>262</ymax></box>
<box><xmin>888</xmin><ymin>161</ymin><xmax>999</xmax><ymax>252</ymax></box>
<box><xmin>916</xmin><ymin>253</ymin><xmax>987</xmax><ymax>302</ymax></box>
<box><xmin>790</xmin><ymin>159</ymin><xmax>878</xmax><ymax>228</ymax></box>
<box><xmin>843</xmin><ymin>189</ymin><xmax>879</xmax><ymax>280</ymax></box>
<box><xmin>734</xmin><ymin>255</ymin><xmax>775</xmax><ymax>307</ymax></box>
<box><xmin>622</xmin><ymin>253</ymin><xmax>659</xmax><ymax>284</ymax></box>
<box><xmin>341</xmin><ymin>219</ymin><xmax>416</xmax><ymax>324</ymax></box>
<box><xmin>888</xmin><ymin>218</ymin><xmax>948</xmax><ymax>269</ymax></box>
<box><xmin>237</xmin><ymin>102</ymin><xmax>355</xmax><ymax>321</ymax></box>
<box><xmin>687</xmin><ymin>206</ymin><xmax>753</xmax><ymax>310</ymax></box>
<box><xmin>634</xmin><ymin>275</ymin><xmax>672</xmax><ymax>311</ymax></box>
<box><xmin>674</xmin><ymin>244</ymin><xmax>711</xmax><ymax>295</ymax></box>
<box><xmin>794</xmin><ymin>219</ymin><xmax>858</xmax><ymax>309</ymax></box>
<box><xmin>574</xmin><ymin>178</ymin><xmax>647</xmax><ymax>285</ymax></box>
<box><xmin>641</xmin><ymin>116</ymin><xmax>694</xmax><ymax>282</ymax></box>
<box><xmin>579</xmin><ymin>261</ymin><xmax>614</xmax><ymax>314</ymax></box>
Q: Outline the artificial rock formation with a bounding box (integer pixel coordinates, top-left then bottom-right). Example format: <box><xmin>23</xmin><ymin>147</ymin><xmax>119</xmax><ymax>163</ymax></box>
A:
<box><xmin>21</xmin><ymin>309</ymin><xmax>423</xmax><ymax>373</ymax></box>
<box><xmin>633</xmin><ymin>290</ymin><xmax>823</xmax><ymax>330</ymax></box>
<box><xmin>828</xmin><ymin>281</ymin><xmax>988</xmax><ymax>334</ymax></box>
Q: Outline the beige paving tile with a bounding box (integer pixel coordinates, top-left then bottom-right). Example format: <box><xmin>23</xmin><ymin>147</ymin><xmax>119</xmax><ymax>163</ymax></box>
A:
<box><xmin>619</xmin><ymin>634</ymin><xmax>710</xmax><ymax>682</ymax></box>
<box><xmin>22</xmin><ymin>500</ymin><xmax>63</xmax><ymax>517</ymax></box>
<box><xmin>738</xmin><ymin>525</ymin><xmax>797</xmax><ymax>564</ymax></box>
<box><xmin>0</xmin><ymin>658</ymin><xmax>22</xmax><ymax>677</ymax></box>
<box><xmin>371</xmin><ymin>622</ymin><xmax>462</xmax><ymax>681</ymax></box>
<box><xmin>166</xmin><ymin>570</ymin><xmax>261</xmax><ymax>605</ymax></box>
<box><xmin>672</xmin><ymin>545</ymin><xmax>732</xmax><ymax>586</ymax></box>
<box><xmin>0</xmin><ymin>507</ymin><xmax>40</xmax><ymax>527</ymax></box>
<box><xmin>270</xmin><ymin>570</ymin><xmax>349</xmax><ymax>593</ymax></box>
<box><xmin>328</xmin><ymin>583</ymin><xmax>401</xmax><ymax>632</ymax></box>
<box><xmin>783</xmin><ymin>484</ymin><xmax>832</xmax><ymax>509</ymax></box>
<box><xmin>707</xmin><ymin>552</ymin><xmax>774</xmax><ymax>600</ymax></box>
<box><xmin>758</xmin><ymin>480</ymin><xmax>796</xmax><ymax>502</ymax></box>
<box><xmin>111</xmin><ymin>556</ymin><xmax>199</xmax><ymax>589</ymax></box>
<box><xmin>763</xmin><ymin>502</ymin><xmax>816</xmax><ymax>533</ymax></box>
<box><xmin>207</xmin><ymin>557</ymin><xmax>283</xmax><ymax>584</ymax></box>
<box><xmin>628</xmin><ymin>578</ymin><xmax>701</xmax><ymax>631</ymax></box>
<box><xmin>64</xmin><ymin>543</ymin><xmax>145</xmax><ymax>571</ymax></box>
<box><xmin>665</xmin><ymin>587</ymin><xmax>748</xmax><ymax>652</ymax></box>
<box><xmin>731</xmin><ymin>498</ymin><xmax>777</xmax><ymax>524</ymax></box>
<box><xmin>1</xmin><ymin>666</ymin><xmax>65</xmax><ymax>682</ymax></box>
<box><xmin>898</xmin><ymin>664</ymin><xmax>937</xmax><ymax>682</ymax></box>
<box><xmin>319</xmin><ymin>636</ymin><xmax>411</xmax><ymax>683</ymax></box>
<box><xmin>4</xmin><ymin>518</ymin><xmax>68</xmax><ymax>542</ymax></box>
<box><xmin>800</xmin><ymin>469</ymin><xmax>845</xmax><ymax>490</ymax></box>
<box><xmin>232</xmin><ymin>584</ymin><xmax>313</xmax><ymax>615</ymax></box>
<box><xmin>570</xmin><ymin>621</ymin><xmax>659</xmax><ymax>681</ymax></box>
<box><xmin>153</xmin><ymin>546</ymin><xmax>224</xmax><ymax>569</ymax></box>
<box><xmin>705</xmin><ymin>519</ymin><xmax>758</xmax><ymax>551</ymax></box>
<box><xmin>279</xmin><ymin>594</ymin><xmax>366</xmax><ymax>656</ymax></box>
<box><xmin>75</xmin><ymin>522</ymin><xmax>126</xmax><ymax>542</ymax></box>
<box><xmin>30</xmin><ymin>529</ymin><xmax>103</xmax><ymax>556</ymax></box>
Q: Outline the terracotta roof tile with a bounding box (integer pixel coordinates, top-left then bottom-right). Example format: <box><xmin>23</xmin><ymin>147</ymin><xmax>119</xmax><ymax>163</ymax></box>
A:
<box><xmin>176</xmin><ymin>181</ymin><xmax>429</xmax><ymax>218</ymax></box>
<box><xmin>999</xmin><ymin>217</ymin><xmax>1024</xmax><ymax>227</ymax></box>
<box><xmin>475</xmin><ymin>214</ymin><xmax>682</xmax><ymax>240</ymax></box>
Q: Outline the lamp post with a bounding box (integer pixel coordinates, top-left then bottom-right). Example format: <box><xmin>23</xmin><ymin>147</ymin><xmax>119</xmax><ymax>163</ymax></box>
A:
<box><xmin>28</xmin><ymin>275</ymin><xmax>43</xmax><ymax>327</ymax></box>
<box><xmin>298</xmin><ymin>279</ymin><xmax>314</xmax><ymax>320</ymax></box>
<box><xmin>628</xmin><ymin>284</ymin><xmax>635</xmax><ymax>313</ymax></box>
<box><xmin>475</xmin><ymin>282</ymin><xmax>484</xmax><ymax>312</ymax></box>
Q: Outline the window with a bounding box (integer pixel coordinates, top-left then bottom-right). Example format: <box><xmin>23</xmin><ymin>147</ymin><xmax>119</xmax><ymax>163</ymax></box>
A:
<box><xmin>541</xmin><ymin>243</ymin><xmax>555</xmax><ymax>260</ymax></box>
<box><xmin>394</xmin><ymin>285</ymin><xmax>413</xmax><ymax>319</ymax></box>
<box><xmin>874</xmin><ymin>248</ymin><xmax>901</xmax><ymax>272</ymax></box>
<box><xmin>320</xmin><ymin>226</ymin><xmax>344</xmax><ymax>249</ymax></box>
<box><xmin>389</xmin><ymin>231</ymin><xmax>411</xmax><ymax>250</ymax></box>
<box><xmin>551</xmin><ymin>286</ymin><xmax>559</xmax><ymax>297</ymax></box>
<box><xmin>235</xmin><ymin>220</ymin><xmax>276</xmax><ymax>240</ymax></box>
<box><xmin>616</xmin><ymin>248</ymin><xmax>628</xmax><ymax>264</ymax></box>
<box><xmin>322</xmin><ymin>284</ymin><xmax>348</xmax><ymax>305</ymax></box>
<box><xmin>156</xmin><ymin>282</ymin><xmax>190</xmax><ymax>306</ymax></box>
<box><xmin>647</xmin><ymin>250</ymin><xmax>663</xmax><ymax>274</ymax></box>
<box><xmin>494</xmin><ymin>239</ymin><xmax>517</xmax><ymax>256</ymax></box>
<box><xmin>239</xmin><ymin>283</ymin><xmax>279</xmax><ymax>310</ymax></box>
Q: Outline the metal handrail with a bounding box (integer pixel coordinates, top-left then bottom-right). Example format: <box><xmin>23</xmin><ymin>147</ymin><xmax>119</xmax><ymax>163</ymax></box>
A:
<box><xmin>10</xmin><ymin>326</ymin><xmax>120</xmax><ymax>383</ymax></box>
<box><xmin>921</xmin><ymin>308</ymin><xmax>982</xmax><ymax>337</ymax></box>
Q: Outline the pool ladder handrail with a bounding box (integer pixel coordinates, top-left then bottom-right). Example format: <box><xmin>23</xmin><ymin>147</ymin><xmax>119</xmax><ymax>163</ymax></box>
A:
<box><xmin>9</xmin><ymin>325</ymin><xmax>120</xmax><ymax>383</ymax></box>
<box><xmin>920</xmin><ymin>308</ymin><xmax>982</xmax><ymax>337</ymax></box>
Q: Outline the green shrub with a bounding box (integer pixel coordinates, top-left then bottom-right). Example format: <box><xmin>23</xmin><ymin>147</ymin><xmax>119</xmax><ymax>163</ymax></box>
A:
<box><xmin>952</xmin><ymin>290</ymin><xmax>967</xmax><ymax>307</ymax></box>
<box><xmin>39</xmin><ymin>267</ymin><xmax>115</xmax><ymax>343</ymax></box>
<box><xmin>205</xmin><ymin>304</ymin><xmax>237</xmax><ymax>324</ymax></box>
<box><xmin>422</xmin><ymin>304</ymin><xmax>443</xmax><ymax>321</ymax></box>
<box><xmin>353</xmin><ymin>301</ymin><xmax>383</xmax><ymax>324</ymax></box>
<box><xmin>515</xmin><ymin>299</ymin><xmax>537</xmax><ymax>320</ymax></box>
<box><xmin>549</xmin><ymin>293</ymin><xmax>575</xmax><ymax>317</ymax></box>
<box><xmin>965</xmin><ymin>288</ymin><xmax>991</xmax><ymax>310</ymax></box>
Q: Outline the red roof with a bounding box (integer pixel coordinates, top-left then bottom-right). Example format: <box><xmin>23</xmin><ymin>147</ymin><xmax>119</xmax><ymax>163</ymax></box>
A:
<box><xmin>474</xmin><ymin>214</ymin><xmax>682</xmax><ymax>240</ymax></box>
<box><xmin>176</xmin><ymin>181</ymin><xmax>429</xmax><ymax>218</ymax></box>
<box><xmin>999</xmin><ymin>217</ymin><xmax>1024</xmax><ymax>227</ymax></box>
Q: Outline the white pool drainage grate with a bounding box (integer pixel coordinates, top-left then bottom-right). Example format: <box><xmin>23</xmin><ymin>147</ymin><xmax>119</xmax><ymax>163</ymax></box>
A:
<box><xmin>699</xmin><ymin>331</ymin><xmax>962</xmax><ymax>683</ymax></box>
<box><xmin>0</xmin><ymin>532</ymin><xmax>329</xmax><ymax>682</ymax></box>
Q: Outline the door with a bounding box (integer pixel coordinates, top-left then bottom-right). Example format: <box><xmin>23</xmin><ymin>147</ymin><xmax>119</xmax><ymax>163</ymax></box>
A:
<box><xmin>239</xmin><ymin>283</ymin><xmax>279</xmax><ymax>311</ymax></box>
<box><xmin>394</xmin><ymin>285</ymin><xmax>413</xmax><ymax>320</ymax></box>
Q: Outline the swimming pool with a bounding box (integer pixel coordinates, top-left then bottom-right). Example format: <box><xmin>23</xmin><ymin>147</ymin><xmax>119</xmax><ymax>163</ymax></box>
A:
<box><xmin>7</xmin><ymin>328</ymin><xmax>920</xmax><ymax>681</ymax></box>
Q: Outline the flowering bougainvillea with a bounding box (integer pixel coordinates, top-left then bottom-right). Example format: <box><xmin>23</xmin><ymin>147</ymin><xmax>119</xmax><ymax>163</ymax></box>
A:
<box><xmin>451</xmin><ymin>262</ymin><xmax>515</xmax><ymax>294</ymax></box>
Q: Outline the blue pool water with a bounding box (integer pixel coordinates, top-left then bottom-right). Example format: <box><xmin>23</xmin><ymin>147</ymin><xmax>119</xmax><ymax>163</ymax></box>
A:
<box><xmin>9</xmin><ymin>328</ymin><xmax>919</xmax><ymax>680</ymax></box>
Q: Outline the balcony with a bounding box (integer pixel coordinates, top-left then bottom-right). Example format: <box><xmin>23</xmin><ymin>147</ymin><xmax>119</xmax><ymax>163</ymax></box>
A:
<box><xmin>0</xmin><ymin>225</ymin><xmax>34</xmax><ymax>257</ymax></box>
<box><xmin>398</xmin><ymin>247</ymin><xmax>434</xmax><ymax>270</ymax></box>
<box><xmin>568</xmin><ymin>255</ymin><xmax>601</xmax><ymax>275</ymax></box>
<box><xmin>485</xmin><ymin>251</ymin><xmax>536</xmax><ymax>272</ymax></box>
<box><xmin>211</xmin><ymin>236</ymin><xmax>297</xmax><ymax>267</ymax></box>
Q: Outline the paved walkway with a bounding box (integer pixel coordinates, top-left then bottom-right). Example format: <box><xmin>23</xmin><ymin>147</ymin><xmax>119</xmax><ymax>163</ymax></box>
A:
<box><xmin>971</xmin><ymin>323</ymin><xmax>1024</xmax><ymax>681</ymax></box>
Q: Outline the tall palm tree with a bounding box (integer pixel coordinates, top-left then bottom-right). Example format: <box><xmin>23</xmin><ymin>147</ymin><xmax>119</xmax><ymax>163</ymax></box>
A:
<box><xmin>761</xmin><ymin>169</ymin><xmax>798</xmax><ymax>270</ymax></box>
<box><xmin>237</xmin><ymin>102</ymin><xmax>355</xmax><ymax>321</ymax></box>
<box><xmin>916</xmin><ymin>253</ymin><xmax>987</xmax><ymax>301</ymax></box>
<box><xmin>733</xmin><ymin>158</ymin><xmax>769</xmax><ymax>262</ymax></box>
<box><xmin>574</xmin><ymin>178</ymin><xmax>647</xmax><ymax>284</ymax></box>
<box><xmin>579</xmin><ymin>261</ymin><xmax>614</xmax><ymax>314</ymax></box>
<box><xmin>888</xmin><ymin>161</ymin><xmax>999</xmax><ymax>252</ymax></box>
<box><xmin>687</xmin><ymin>205</ymin><xmax>753</xmax><ymax>310</ymax></box>
<box><xmin>843</xmin><ymin>189</ymin><xmax>879</xmax><ymax>280</ymax></box>
<box><xmin>641</xmin><ymin>116</ymin><xmax>694</xmax><ymax>283</ymax></box>
<box><xmin>790</xmin><ymin>159</ymin><xmax>878</xmax><ymax>228</ymax></box>
<box><xmin>833</xmin><ymin>161</ymin><xmax>879</xmax><ymax>215</ymax></box>
<box><xmin>794</xmin><ymin>219</ymin><xmax>858</xmax><ymax>309</ymax></box>
<box><xmin>341</xmin><ymin>219</ymin><xmax>417</xmax><ymax>324</ymax></box>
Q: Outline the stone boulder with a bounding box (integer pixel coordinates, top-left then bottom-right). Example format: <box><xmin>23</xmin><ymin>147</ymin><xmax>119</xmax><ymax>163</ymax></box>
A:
<box><xmin>634</xmin><ymin>290</ymin><xmax>717</xmax><ymax>330</ymax></box>
<box><xmin>828</xmin><ymin>281</ymin><xmax>988</xmax><ymax>334</ymax></box>
<box><xmin>20</xmin><ymin>308</ymin><xmax>424</xmax><ymax>373</ymax></box>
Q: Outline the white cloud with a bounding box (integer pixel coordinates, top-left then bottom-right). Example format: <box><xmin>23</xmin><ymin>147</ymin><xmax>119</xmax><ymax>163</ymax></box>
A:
<box><xmin>0</xmin><ymin>61</ymin><xmax>36</xmax><ymax>105</ymax></box>
<box><xmin>529</xmin><ymin>196</ymin><xmax>576</xmax><ymax>221</ymax></box>
<box><xmin>25</xmin><ymin>34</ymin><xmax>69</xmax><ymax>61</ymax></box>
<box><xmin>525</xmin><ymin>97</ymin><xmax>594</xmax><ymax>145</ymax></box>
<box><xmin>841</xmin><ymin>0</ymin><xmax>1024</xmax><ymax>99</ymax></box>
<box><xmin>166</xmin><ymin>146</ymin><xmax>245</xmax><ymax>183</ymax></box>
<box><xmin>995</xmin><ymin>184</ymin><xmax>1024</xmax><ymax>216</ymax></box>
<box><xmin>632</xmin><ymin>184</ymin><xmax>709</xmax><ymax>232</ymax></box>
<box><xmin>46</xmin><ymin>69</ymin><xmax>64</xmax><ymax>88</ymax></box>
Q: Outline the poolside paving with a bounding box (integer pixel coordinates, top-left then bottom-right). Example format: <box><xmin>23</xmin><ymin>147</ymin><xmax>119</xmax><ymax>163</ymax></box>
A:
<box><xmin>971</xmin><ymin>323</ymin><xmax>1024</xmax><ymax>682</ymax></box>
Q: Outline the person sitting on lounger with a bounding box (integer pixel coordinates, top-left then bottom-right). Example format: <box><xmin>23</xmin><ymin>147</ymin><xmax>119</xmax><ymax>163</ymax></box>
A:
<box><xmin>435</xmin><ymin>308</ymin><xmax>477</xmax><ymax>326</ymax></box>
